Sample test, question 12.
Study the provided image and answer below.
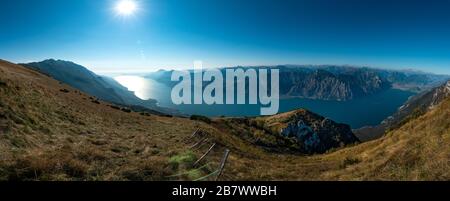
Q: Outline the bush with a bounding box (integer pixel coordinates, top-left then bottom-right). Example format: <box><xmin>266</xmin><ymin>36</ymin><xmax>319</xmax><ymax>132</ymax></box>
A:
<box><xmin>340</xmin><ymin>157</ymin><xmax>361</xmax><ymax>168</ymax></box>
<box><xmin>0</xmin><ymin>80</ymin><xmax>7</xmax><ymax>87</ymax></box>
<box><xmin>168</xmin><ymin>151</ymin><xmax>197</xmax><ymax>170</ymax></box>
<box><xmin>109</xmin><ymin>105</ymin><xmax>121</xmax><ymax>110</ymax></box>
<box><xmin>121</xmin><ymin>108</ymin><xmax>132</xmax><ymax>113</ymax></box>
<box><xmin>190</xmin><ymin>115</ymin><xmax>212</xmax><ymax>124</ymax></box>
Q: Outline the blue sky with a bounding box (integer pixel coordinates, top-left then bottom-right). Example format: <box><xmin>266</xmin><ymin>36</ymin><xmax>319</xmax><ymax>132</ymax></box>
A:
<box><xmin>0</xmin><ymin>0</ymin><xmax>450</xmax><ymax>74</ymax></box>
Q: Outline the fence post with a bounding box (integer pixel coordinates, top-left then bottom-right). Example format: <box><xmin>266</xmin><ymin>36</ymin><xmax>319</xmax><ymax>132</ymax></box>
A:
<box><xmin>215</xmin><ymin>149</ymin><xmax>230</xmax><ymax>181</ymax></box>
<box><xmin>194</xmin><ymin>143</ymin><xmax>216</xmax><ymax>166</ymax></box>
<box><xmin>190</xmin><ymin>137</ymin><xmax>207</xmax><ymax>149</ymax></box>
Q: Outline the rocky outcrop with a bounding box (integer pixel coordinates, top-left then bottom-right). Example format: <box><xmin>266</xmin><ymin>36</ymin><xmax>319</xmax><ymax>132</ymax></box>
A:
<box><xmin>281</xmin><ymin>120</ymin><xmax>322</xmax><ymax>152</ymax></box>
<box><xmin>383</xmin><ymin>80</ymin><xmax>450</xmax><ymax>126</ymax></box>
<box><xmin>263</xmin><ymin>109</ymin><xmax>359</xmax><ymax>154</ymax></box>
<box><xmin>429</xmin><ymin>80</ymin><xmax>450</xmax><ymax>109</ymax></box>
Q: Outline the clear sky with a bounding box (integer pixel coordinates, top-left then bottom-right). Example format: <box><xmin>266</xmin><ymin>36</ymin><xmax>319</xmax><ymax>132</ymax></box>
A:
<box><xmin>1</xmin><ymin>0</ymin><xmax>450</xmax><ymax>74</ymax></box>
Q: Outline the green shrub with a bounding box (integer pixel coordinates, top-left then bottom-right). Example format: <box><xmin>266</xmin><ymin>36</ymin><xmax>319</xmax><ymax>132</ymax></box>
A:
<box><xmin>340</xmin><ymin>157</ymin><xmax>361</xmax><ymax>168</ymax></box>
<box><xmin>168</xmin><ymin>151</ymin><xmax>197</xmax><ymax>169</ymax></box>
<box><xmin>109</xmin><ymin>105</ymin><xmax>121</xmax><ymax>110</ymax></box>
<box><xmin>190</xmin><ymin>115</ymin><xmax>212</xmax><ymax>124</ymax></box>
<box><xmin>121</xmin><ymin>108</ymin><xmax>132</xmax><ymax>113</ymax></box>
<box><xmin>0</xmin><ymin>80</ymin><xmax>7</xmax><ymax>87</ymax></box>
<box><xmin>59</xmin><ymin>89</ymin><xmax>70</xmax><ymax>93</ymax></box>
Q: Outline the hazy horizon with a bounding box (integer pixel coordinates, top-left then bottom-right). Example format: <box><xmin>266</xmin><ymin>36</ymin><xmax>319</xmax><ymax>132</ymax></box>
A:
<box><xmin>11</xmin><ymin>58</ymin><xmax>450</xmax><ymax>77</ymax></box>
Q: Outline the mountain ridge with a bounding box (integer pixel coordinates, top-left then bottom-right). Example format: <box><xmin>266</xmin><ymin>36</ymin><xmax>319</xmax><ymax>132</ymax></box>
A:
<box><xmin>21</xmin><ymin>59</ymin><xmax>175</xmax><ymax>115</ymax></box>
<box><xmin>354</xmin><ymin>79</ymin><xmax>450</xmax><ymax>141</ymax></box>
<box><xmin>146</xmin><ymin>65</ymin><xmax>449</xmax><ymax>101</ymax></box>
<box><xmin>1</xmin><ymin>59</ymin><xmax>449</xmax><ymax>180</ymax></box>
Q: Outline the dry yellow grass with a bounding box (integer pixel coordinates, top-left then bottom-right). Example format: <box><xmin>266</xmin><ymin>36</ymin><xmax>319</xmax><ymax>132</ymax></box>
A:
<box><xmin>0</xmin><ymin>60</ymin><xmax>220</xmax><ymax>180</ymax></box>
<box><xmin>1</xmin><ymin>59</ymin><xmax>449</xmax><ymax>181</ymax></box>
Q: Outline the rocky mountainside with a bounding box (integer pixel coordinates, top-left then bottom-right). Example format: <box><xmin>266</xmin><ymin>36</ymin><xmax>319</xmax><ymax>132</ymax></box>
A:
<box><xmin>23</xmin><ymin>59</ymin><xmax>126</xmax><ymax>104</ymax></box>
<box><xmin>215</xmin><ymin>109</ymin><xmax>359</xmax><ymax>154</ymax></box>
<box><xmin>355</xmin><ymin>80</ymin><xmax>450</xmax><ymax>141</ymax></box>
<box><xmin>278</xmin><ymin>67</ymin><xmax>389</xmax><ymax>100</ymax></box>
<box><xmin>0</xmin><ymin>59</ymin><xmax>449</xmax><ymax>181</ymax></box>
<box><xmin>384</xmin><ymin>80</ymin><xmax>450</xmax><ymax>125</ymax></box>
<box><xmin>261</xmin><ymin>109</ymin><xmax>359</xmax><ymax>153</ymax></box>
<box><xmin>145</xmin><ymin>65</ymin><xmax>448</xmax><ymax>101</ymax></box>
<box><xmin>319</xmin><ymin>65</ymin><xmax>449</xmax><ymax>92</ymax></box>
<box><xmin>22</xmin><ymin>59</ymin><xmax>174</xmax><ymax>114</ymax></box>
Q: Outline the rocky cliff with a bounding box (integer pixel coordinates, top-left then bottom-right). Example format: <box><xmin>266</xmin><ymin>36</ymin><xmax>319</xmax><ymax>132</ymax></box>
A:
<box><xmin>219</xmin><ymin>109</ymin><xmax>360</xmax><ymax>154</ymax></box>
<box><xmin>146</xmin><ymin>65</ymin><xmax>448</xmax><ymax>101</ymax></box>
<box><xmin>355</xmin><ymin>80</ymin><xmax>450</xmax><ymax>141</ymax></box>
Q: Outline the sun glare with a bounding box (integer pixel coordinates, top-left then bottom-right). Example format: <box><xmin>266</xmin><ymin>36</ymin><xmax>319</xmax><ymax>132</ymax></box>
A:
<box><xmin>115</xmin><ymin>0</ymin><xmax>138</xmax><ymax>16</ymax></box>
<box><xmin>114</xmin><ymin>76</ymin><xmax>151</xmax><ymax>100</ymax></box>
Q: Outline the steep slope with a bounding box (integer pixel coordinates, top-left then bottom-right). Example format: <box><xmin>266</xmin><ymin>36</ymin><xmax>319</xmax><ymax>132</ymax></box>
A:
<box><xmin>146</xmin><ymin>66</ymin><xmax>392</xmax><ymax>101</ymax></box>
<box><xmin>215</xmin><ymin>109</ymin><xmax>359</xmax><ymax>154</ymax></box>
<box><xmin>23</xmin><ymin>59</ymin><xmax>126</xmax><ymax>104</ymax></box>
<box><xmin>278</xmin><ymin>67</ymin><xmax>390</xmax><ymax>100</ymax></box>
<box><xmin>0</xmin><ymin>60</ymin><xmax>221</xmax><ymax>180</ymax></box>
<box><xmin>218</xmin><ymin>96</ymin><xmax>450</xmax><ymax>181</ymax></box>
<box><xmin>208</xmin><ymin>109</ymin><xmax>359</xmax><ymax>155</ymax></box>
<box><xmin>1</xmin><ymin>59</ymin><xmax>449</xmax><ymax>181</ymax></box>
<box><xmin>322</xmin><ymin>66</ymin><xmax>449</xmax><ymax>93</ymax></box>
<box><xmin>322</xmin><ymin>96</ymin><xmax>450</xmax><ymax>180</ymax></box>
<box><xmin>22</xmin><ymin>59</ymin><xmax>173</xmax><ymax>114</ymax></box>
<box><xmin>146</xmin><ymin>65</ymin><xmax>448</xmax><ymax>101</ymax></box>
<box><xmin>355</xmin><ymin>80</ymin><xmax>450</xmax><ymax>141</ymax></box>
<box><xmin>383</xmin><ymin>80</ymin><xmax>450</xmax><ymax>128</ymax></box>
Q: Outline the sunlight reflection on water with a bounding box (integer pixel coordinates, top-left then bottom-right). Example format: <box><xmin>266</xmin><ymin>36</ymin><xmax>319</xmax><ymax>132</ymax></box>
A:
<box><xmin>114</xmin><ymin>76</ymin><xmax>154</xmax><ymax>100</ymax></box>
<box><xmin>113</xmin><ymin>76</ymin><xmax>414</xmax><ymax>128</ymax></box>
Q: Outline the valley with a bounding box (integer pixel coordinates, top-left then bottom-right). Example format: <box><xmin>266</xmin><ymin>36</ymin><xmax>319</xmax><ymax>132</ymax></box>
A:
<box><xmin>1</xmin><ymin>59</ymin><xmax>449</xmax><ymax>181</ymax></box>
<box><xmin>22</xmin><ymin>60</ymin><xmax>449</xmax><ymax>129</ymax></box>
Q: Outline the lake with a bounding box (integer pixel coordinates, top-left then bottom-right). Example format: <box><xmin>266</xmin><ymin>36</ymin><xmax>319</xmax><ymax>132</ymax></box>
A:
<box><xmin>115</xmin><ymin>76</ymin><xmax>415</xmax><ymax>129</ymax></box>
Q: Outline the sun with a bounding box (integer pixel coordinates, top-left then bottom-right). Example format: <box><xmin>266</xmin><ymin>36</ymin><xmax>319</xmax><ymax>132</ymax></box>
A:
<box><xmin>115</xmin><ymin>0</ymin><xmax>138</xmax><ymax>16</ymax></box>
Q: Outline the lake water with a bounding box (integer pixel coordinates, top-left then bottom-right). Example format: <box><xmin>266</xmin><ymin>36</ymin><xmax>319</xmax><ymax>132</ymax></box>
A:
<box><xmin>115</xmin><ymin>76</ymin><xmax>415</xmax><ymax>129</ymax></box>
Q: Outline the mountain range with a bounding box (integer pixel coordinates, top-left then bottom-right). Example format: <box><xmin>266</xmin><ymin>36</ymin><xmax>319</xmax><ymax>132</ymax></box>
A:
<box><xmin>21</xmin><ymin>59</ymin><xmax>175</xmax><ymax>115</ymax></box>
<box><xmin>1</xmin><ymin>59</ymin><xmax>449</xmax><ymax>180</ymax></box>
<box><xmin>22</xmin><ymin>60</ymin><xmax>448</xmax><ymax>113</ymax></box>
<box><xmin>146</xmin><ymin>65</ymin><xmax>449</xmax><ymax>101</ymax></box>
<box><xmin>17</xmin><ymin>60</ymin><xmax>450</xmax><ymax>139</ymax></box>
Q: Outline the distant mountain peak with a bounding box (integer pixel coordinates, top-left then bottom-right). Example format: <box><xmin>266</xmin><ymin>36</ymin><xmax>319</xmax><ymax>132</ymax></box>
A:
<box><xmin>37</xmin><ymin>59</ymin><xmax>83</xmax><ymax>67</ymax></box>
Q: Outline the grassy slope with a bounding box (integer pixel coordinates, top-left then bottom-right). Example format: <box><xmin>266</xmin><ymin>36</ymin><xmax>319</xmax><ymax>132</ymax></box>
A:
<box><xmin>322</xmin><ymin>97</ymin><xmax>450</xmax><ymax>180</ymax></box>
<box><xmin>0</xmin><ymin>60</ymin><xmax>227</xmax><ymax>180</ymax></box>
<box><xmin>221</xmin><ymin>89</ymin><xmax>450</xmax><ymax>181</ymax></box>
<box><xmin>0</xmin><ymin>60</ymin><xmax>449</xmax><ymax>181</ymax></box>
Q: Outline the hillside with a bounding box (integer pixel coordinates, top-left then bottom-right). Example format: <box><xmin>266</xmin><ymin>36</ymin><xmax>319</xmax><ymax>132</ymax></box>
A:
<box><xmin>213</xmin><ymin>110</ymin><xmax>359</xmax><ymax>154</ymax></box>
<box><xmin>22</xmin><ymin>59</ymin><xmax>174</xmax><ymax>115</ymax></box>
<box><xmin>321</xmin><ymin>96</ymin><xmax>450</xmax><ymax>180</ymax></box>
<box><xmin>219</xmin><ymin>96</ymin><xmax>450</xmax><ymax>180</ymax></box>
<box><xmin>355</xmin><ymin>80</ymin><xmax>450</xmax><ymax>141</ymax></box>
<box><xmin>0</xmin><ymin>60</ymin><xmax>216</xmax><ymax>180</ymax></box>
<box><xmin>145</xmin><ymin>65</ymin><xmax>449</xmax><ymax>101</ymax></box>
<box><xmin>0</xmin><ymin>59</ymin><xmax>449</xmax><ymax>181</ymax></box>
